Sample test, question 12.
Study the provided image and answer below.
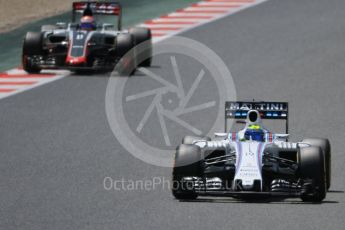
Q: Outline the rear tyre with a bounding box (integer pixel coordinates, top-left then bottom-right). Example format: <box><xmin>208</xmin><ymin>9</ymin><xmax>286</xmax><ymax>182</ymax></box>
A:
<box><xmin>182</xmin><ymin>136</ymin><xmax>211</xmax><ymax>145</ymax></box>
<box><xmin>115</xmin><ymin>34</ymin><xmax>136</xmax><ymax>75</ymax></box>
<box><xmin>299</xmin><ymin>146</ymin><xmax>326</xmax><ymax>202</ymax></box>
<box><xmin>303</xmin><ymin>138</ymin><xmax>331</xmax><ymax>190</ymax></box>
<box><xmin>172</xmin><ymin>144</ymin><xmax>202</xmax><ymax>200</ymax></box>
<box><xmin>129</xmin><ymin>27</ymin><xmax>152</xmax><ymax>67</ymax></box>
<box><xmin>22</xmin><ymin>32</ymin><xmax>44</xmax><ymax>74</ymax></box>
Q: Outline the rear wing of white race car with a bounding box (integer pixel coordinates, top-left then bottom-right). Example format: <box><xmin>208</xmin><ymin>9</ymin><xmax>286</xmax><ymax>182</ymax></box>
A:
<box><xmin>225</xmin><ymin>101</ymin><xmax>289</xmax><ymax>134</ymax></box>
<box><xmin>72</xmin><ymin>1</ymin><xmax>122</xmax><ymax>30</ymax></box>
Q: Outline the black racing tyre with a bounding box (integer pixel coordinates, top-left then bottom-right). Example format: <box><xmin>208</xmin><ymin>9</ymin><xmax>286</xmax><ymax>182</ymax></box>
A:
<box><xmin>182</xmin><ymin>136</ymin><xmax>211</xmax><ymax>145</ymax></box>
<box><xmin>22</xmin><ymin>32</ymin><xmax>44</xmax><ymax>74</ymax></box>
<box><xmin>299</xmin><ymin>146</ymin><xmax>326</xmax><ymax>202</ymax></box>
<box><xmin>303</xmin><ymin>138</ymin><xmax>331</xmax><ymax>190</ymax></box>
<box><xmin>172</xmin><ymin>144</ymin><xmax>202</xmax><ymax>200</ymax></box>
<box><xmin>41</xmin><ymin>25</ymin><xmax>59</xmax><ymax>32</ymax></box>
<box><xmin>116</xmin><ymin>33</ymin><xmax>135</xmax><ymax>58</ymax></box>
<box><xmin>115</xmin><ymin>33</ymin><xmax>136</xmax><ymax>75</ymax></box>
<box><xmin>129</xmin><ymin>27</ymin><xmax>152</xmax><ymax>67</ymax></box>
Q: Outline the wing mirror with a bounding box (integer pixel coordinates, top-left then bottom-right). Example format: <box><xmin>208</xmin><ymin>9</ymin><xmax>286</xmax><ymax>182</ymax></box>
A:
<box><xmin>103</xmin><ymin>24</ymin><xmax>115</xmax><ymax>30</ymax></box>
<box><xmin>297</xmin><ymin>142</ymin><xmax>312</xmax><ymax>148</ymax></box>
<box><xmin>193</xmin><ymin>140</ymin><xmax>207</xmax><ymax>148</ymax></box>
<box><xmin>275</xmin><ymin>134</ymin><xmax>290</xmax><ymax>139</ymax></box>
<box><xmin>56</xmin><ymin>22</ymin><xmax>67</xmax><ymax>29</ymax></box>
<box><xmin>215</xmin><ymin>133</ymin><xmax>228</xmax><ymax>138</ymax></box>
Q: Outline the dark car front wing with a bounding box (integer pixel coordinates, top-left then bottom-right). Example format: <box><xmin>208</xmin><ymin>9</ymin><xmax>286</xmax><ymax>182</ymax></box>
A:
<box><xmin>193</xmin><ymin>190</ymin><xmax>302</xmax><ymax>198</ymax></box>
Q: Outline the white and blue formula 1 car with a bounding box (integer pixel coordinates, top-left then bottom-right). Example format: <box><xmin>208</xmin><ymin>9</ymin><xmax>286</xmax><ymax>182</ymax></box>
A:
<box><xmin>172</xmin><ymin>101</ymin><xmax>331</xmax><ymax>202</ymax></box>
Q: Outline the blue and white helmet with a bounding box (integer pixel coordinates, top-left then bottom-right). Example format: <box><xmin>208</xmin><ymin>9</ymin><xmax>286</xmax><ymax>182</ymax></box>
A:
<box><xmin>244</xmin><ymin>110</ymin><xmax>265</xmax><ymax>142</ymax></box>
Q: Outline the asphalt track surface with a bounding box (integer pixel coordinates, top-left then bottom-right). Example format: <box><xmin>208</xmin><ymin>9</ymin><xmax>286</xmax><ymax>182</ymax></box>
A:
<box><xmin>1</xmin><ymin>0</ymin><xmax>345</xmax><ymax>229</ymax></box>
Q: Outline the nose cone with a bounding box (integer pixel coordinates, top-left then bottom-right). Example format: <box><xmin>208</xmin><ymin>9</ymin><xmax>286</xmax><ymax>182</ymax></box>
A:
<box><xmin>233</xmin><ymin>142</ymin><xmax>264</xmax><ymax>191</ymax></box>
<box><xmin>66</xmin><ymin>56</ymin><xmax>86</xmax><ymax>65</ymax></box>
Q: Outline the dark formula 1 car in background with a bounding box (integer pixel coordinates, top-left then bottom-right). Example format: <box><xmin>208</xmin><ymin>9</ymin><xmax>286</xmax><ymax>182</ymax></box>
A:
<box><xmin>172</xmin><ymin>101</ymin><xmax>331</xmax><ymax>202</ymax></box>
<box><xmin>22</xmin><ymin>1</ymin><xmax>152</xmax><ymax>74</ymax></box>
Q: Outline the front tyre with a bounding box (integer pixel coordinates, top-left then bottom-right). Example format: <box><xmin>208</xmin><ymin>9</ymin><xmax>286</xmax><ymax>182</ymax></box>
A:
<box><xmin>302</xmin><ymin>138</ymin><xmax>331</xmax><ymax>190</ymax></box>
<box><xmin>115</xmin><ymin>34</ymin><xmax>136</xmax><ymax>76</ymax></box>
<box><xmin>22</xmin><ymin>32</ymin><xmax>44</xmax><ymax>74</ymax></box>
<box><xmin>129</xmin><ymin>27</ymin><xmax>152</xmax><ymax>67</ymax></box>
<box><xmin>172</xmin><ymin>144</ymin><xmax>202</xmax><ymax>200</ymax></box>
<box><xmin>299</xmin><ymin>146</ymin><xmax>327</xmax><ymax>202</ymax></box>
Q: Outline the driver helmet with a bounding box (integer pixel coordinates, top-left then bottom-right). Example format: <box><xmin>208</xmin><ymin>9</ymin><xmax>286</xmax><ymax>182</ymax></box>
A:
<box><xmin>80</xmin><ymin>16</ymin><xmax>96</xmax><ymax>30</ymax></box>
<box><xmin>244</xmin><ymin>124</ymin><xmax>265</xmax><ymax>142</ymax></box>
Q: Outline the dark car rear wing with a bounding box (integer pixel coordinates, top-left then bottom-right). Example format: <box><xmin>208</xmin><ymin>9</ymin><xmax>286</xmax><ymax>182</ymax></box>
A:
<box><xmin>225</xmin><ymin>101</ymin><xmax>289</xmax><ymax>133</ymax></box>
<box><xmin>72</xmin><ymin>1</ymin><xmax>122</xmax><ymax>30</ymax></box>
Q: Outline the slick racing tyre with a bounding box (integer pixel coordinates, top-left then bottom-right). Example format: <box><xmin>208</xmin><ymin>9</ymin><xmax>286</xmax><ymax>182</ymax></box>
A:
<box><xmin>303</xmin><ymin>138</ymin><xmax>331</xmax><ymax>190</ymax></box>
<box><xmin>172</xmin><ymin>144</ymin><xmax>202</xmax><ymax>200</ymax></box>
<box><xmin>115</xmin><ymin>34</ymin><xmax>136</xmax><ymax>75</ymax></box>
<box><xmin>182</xmin><ymin>136</ymin><xmax>211</xmax><ymax>145</ymax></box>
<box><xmin>129</xmin><ymin>27</ymin><xmax>152</xmax><ymax>67</ymax></box>
<box><xmin>22</xmin><ymin>32</ymin><xmax>44</xmax><ymax>74</ymax></box>
<box><xmin>299</xmin><ymin>146</ymin><xmax>327</xmax><ymax>202</ymax></box>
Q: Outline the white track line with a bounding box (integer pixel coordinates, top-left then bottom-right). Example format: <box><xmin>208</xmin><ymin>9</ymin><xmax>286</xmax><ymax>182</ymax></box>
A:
<box><xmin>148</xmin><ymin>0</ymin><xmax>268</xmax><ymax>43</ymax></box>
<box><xmin>150</xmin><ymin>18</ymin><xmax>209</xmax><ymax>22</ymax></box>
<box><xmin>0</xmin><ymin>72</ymin><xmax>67</xmax><ymax>99</ymax></box>
<box><xmin>0</xmin><ymin>68</ymin><xmax>69</xmax><ymax>99</ymax></box>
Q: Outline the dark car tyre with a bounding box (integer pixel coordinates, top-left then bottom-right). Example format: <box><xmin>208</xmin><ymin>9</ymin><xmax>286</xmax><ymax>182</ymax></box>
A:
<box><xmin>172</xmin><ymin>144</ymin><xmax>202</xmax><ymax>200</ymax></box>
<box><xmin>302</xmin><ymin>138</ymin><xmax>331</xmax><ymax>190</ymax></box>
<box><xmin>129</xmin><ymin>27</ymin><xmax>152</xmax><ymax>67</ymax></box>
<box><xmin>182</xmin><ymin>136</ymin><xmax>211</xmax><ymax>145</ymax></box>
<box><xmin>22</xmin><ymin>32</ymin><xmax>44</xmax><ymax>74</ymax></box>
<box><xmin>299</xmin><ymin>146</ymin><xmax>326</xmax><ymax>202</ymax></box>
<box><xmin>115</xmin><ymin>33</ymin><xmax>136</xmax><ymax>75</ymax></box>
